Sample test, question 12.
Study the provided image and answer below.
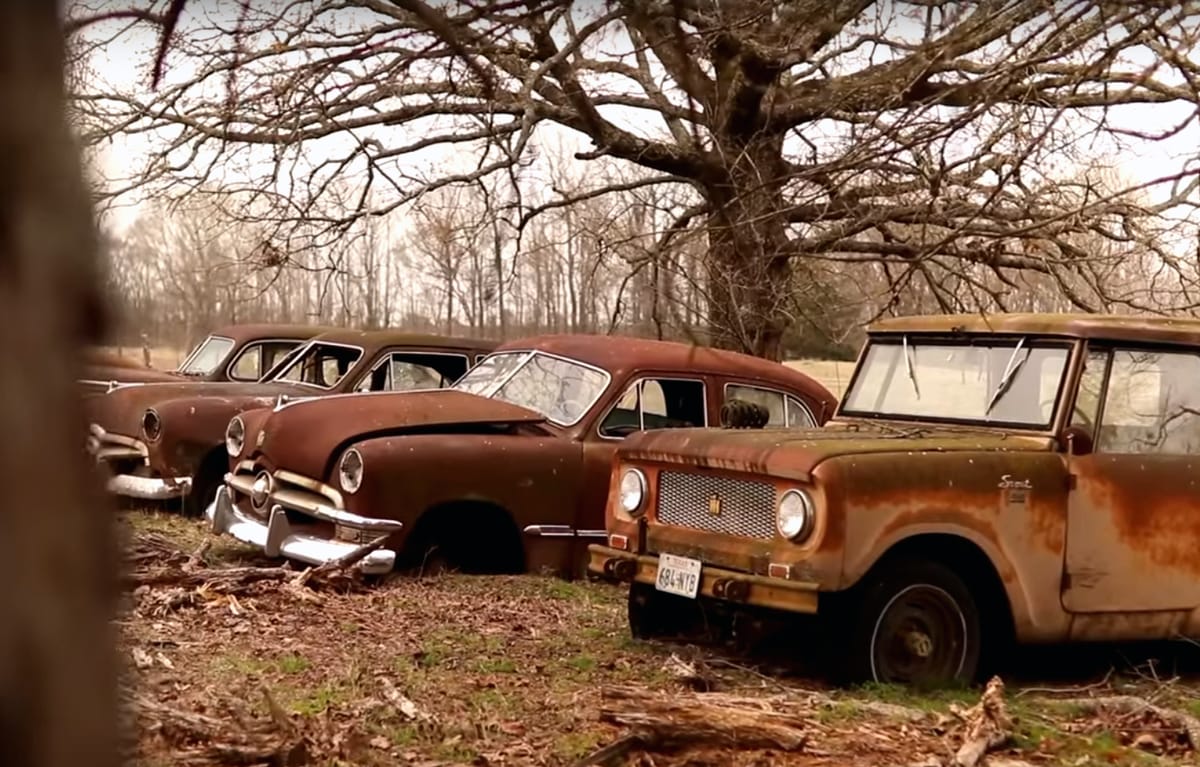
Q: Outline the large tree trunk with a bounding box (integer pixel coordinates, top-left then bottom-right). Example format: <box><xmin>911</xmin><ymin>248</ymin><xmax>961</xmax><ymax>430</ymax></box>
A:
<box><xmin>703</xmin><ymin>131</ymin><xmax>794</xmax><ymax>360</ymax></box>
<box><xmin>0</xmin><ymin>4</ymin><xmax>119</xmax><ymax>767</ymax></box>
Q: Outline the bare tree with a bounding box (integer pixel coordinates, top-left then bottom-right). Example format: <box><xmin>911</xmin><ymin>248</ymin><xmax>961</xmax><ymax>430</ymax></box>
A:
<box><xmin>70</xmin><ymin>1</ymin><xmax>1200</xmax><ymax>358</ymax></box>
<box><xmin>1</xmin><ymin>4</ymin><xmax>119</xmax><ymax>767</ymax></box>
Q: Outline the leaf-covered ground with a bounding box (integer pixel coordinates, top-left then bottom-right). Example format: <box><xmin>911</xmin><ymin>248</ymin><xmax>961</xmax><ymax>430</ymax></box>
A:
<box><xmin>122</xmin><ymin>510</ymin><xmax>1200</xmax><ymax>767</ymax></box>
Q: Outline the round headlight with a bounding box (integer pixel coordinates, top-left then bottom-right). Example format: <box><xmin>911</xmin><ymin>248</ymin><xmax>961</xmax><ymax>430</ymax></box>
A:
<box><xmin>618</xmin><ymin>468</ymin><xmax>647</xmax><ymax>516</ymax></box>
<box><xmin>225</xmin><ymin>416</ymin><xmax>245</xmax><ymax>457</ymax></box>
<box><xmin>777</xmin><ymin>489</ymin><xmax>816</xmax><ymax>541</ymax></box>
<box><xmin>141</xmin><ymin>409</ymin><xmax>162</xmax><ymax>442</ymax></box>
<box><xmin>338</xmin><ymin>448</ymin><xmax>364</xmax><ymax>494</ymax></box>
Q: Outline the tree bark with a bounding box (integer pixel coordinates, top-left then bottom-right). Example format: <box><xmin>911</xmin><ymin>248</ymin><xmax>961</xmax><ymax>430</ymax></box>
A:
<box><xmin>0</xmin><ymin>4</ymin><xmax>119</xmax><ymax>767</ymax></box>
<box><xmin>703</xmin><ymin>131</ymin><xmax>793</xmax><ymax>361</ymax></box>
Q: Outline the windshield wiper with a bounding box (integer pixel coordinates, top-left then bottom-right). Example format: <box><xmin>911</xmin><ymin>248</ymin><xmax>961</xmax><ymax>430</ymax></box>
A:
<box><xmin>984</xmin><ymin>337</ymin><xmax>1029</xmax><ymax>416</ymax></box>
<box><xmin>902</xmin><ymin>335</ymin><xmax>920</xmax><ymax>399</ymax></box>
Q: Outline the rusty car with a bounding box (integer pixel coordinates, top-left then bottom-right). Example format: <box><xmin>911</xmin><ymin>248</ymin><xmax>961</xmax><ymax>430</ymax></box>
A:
<box><xmin>587</xmin><ymin>312</ymin><xmax>1200</xmax><ymax>687</ymax></box>
<box><xmin>79</xmin><ymin>323</ymin><xmax>333</xmax><ymax>394</ymax></box>
<box><xmin>207</xmin><ymin>334</ymin><xmax>838</xmax><ymax>577</ymax></box>
<box><xmin>87</xmin><ymin>328</ymin><xmax>496</xmax><ymax>515</ymax></box>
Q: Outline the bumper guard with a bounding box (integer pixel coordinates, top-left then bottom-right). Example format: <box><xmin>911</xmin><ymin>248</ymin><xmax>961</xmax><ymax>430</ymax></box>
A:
<box><xmin>206</xmin><ymin>485</ymin><xmax>400</xmax><ymax>575</ymax></box>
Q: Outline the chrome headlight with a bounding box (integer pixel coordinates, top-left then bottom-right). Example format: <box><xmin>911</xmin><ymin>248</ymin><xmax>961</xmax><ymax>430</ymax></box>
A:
<box><xmin>777</xmin><ymin>489</ymin><xmax>816</xmax><ymax>541</ymax></box>
<box><xmin>338</xmin><ymin>448</ymin><xmax>364</xmax><ymax>494</ymax></box>
<box><xmin>141</xmin><ymin>409</ymin><xmax>162</xmax><ymax>442</ymax></box>
<box><xmin>225</xmin><ymin>416</ymin><xmax>245</xmax><ymax>457</ymax></box>
<box><xmin>618</xmin><ymin>467</ymin><xmax>647</xmax><ymax>516</ymax></box>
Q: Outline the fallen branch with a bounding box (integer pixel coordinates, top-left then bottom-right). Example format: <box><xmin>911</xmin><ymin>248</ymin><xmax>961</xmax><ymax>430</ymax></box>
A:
<box><xmin>291</xmin><ymin>534</ymin><xmax>389</xmax><ymax>587</ymax></box>
<box><xmin>1048</xmin><ymin>695</ymin><xmax>1200</xmax><ymax>750</ymax></box>
<box><xmin>951</xmin><ymin>676</ymin><xmax>1013</xmax><ymax>767</ymax></box>
<box><xmin>596</xmin><ymin>684</ymin><xmax>808</xmax><ymax>752</ymax></box>
<box><xmin>133</xmin><ymin>691</ymin><xmax>308</xmax><ymax>766</ymax></box>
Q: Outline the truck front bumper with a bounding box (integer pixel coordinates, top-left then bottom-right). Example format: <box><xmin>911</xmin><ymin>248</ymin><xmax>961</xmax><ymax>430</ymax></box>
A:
<box><xmin>587</xmin><ymin>544</ymin><xmax>820</xmax><ymax>614</ymax></box>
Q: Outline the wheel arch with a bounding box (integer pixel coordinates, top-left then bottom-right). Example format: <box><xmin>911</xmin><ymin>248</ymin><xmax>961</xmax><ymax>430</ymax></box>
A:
<box><xmin>403</xmin><ymin>498</ymin><xmax>526</xmax><ymax>574</ymax></box>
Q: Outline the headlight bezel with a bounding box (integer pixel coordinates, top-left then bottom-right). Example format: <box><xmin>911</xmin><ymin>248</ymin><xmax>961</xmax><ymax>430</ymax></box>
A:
<box><xmin>776</xmin><ymin>488</ymin><xmax>816</xmax><ymax>542</ymax></box>
<box><xmin>617</xmin><ymin>467</ymin><xmax>648</xmax><ymax>517</ymax></box>
<box><xmin>225</xmin><ymin>416</ymin><xmax>246</xmax><ymax>458</ymax></box>
<box><xmin>141</xmin><ymin>408</ymin><xmax>162</xmax><ymax>443</ymax></box>
<box><xmin>338</xmin><ymin>448</ymin><xmax>364</xmax><ymax>494</ymax></box>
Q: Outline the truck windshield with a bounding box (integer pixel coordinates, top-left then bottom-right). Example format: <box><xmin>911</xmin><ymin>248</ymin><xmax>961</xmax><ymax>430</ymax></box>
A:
<box><xmin>841</xmin><ymin>336</ymin><xmax>1071</xmax><ymax>428</ymax></box>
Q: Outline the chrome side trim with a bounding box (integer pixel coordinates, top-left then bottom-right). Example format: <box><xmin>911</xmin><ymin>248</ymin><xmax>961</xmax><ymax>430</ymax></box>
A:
<box><xmin>523</xmin><ymin>525</ymin><xmax>608</xmax><ymax>539</ymax></box>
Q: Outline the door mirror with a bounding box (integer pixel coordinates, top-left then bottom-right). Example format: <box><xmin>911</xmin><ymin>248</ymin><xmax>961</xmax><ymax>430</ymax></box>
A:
<box><xmin>1063</xmin><ymin>425</ymin><xmax>1094</xmax><ymax>456</ymax></box>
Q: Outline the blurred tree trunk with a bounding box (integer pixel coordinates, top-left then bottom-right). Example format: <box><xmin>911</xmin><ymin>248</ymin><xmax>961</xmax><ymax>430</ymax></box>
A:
<box><xmin>0</xmin><ymin>4</ymin><xmax>119</xmax><ymax>767</ymax></box>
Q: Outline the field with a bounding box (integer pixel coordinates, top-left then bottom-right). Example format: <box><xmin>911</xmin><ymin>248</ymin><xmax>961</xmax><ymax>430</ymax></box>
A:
<box><xmin>124</xmin><ymin>511</ymin><xmax>1200</xmax><ymax>767</ymax></box>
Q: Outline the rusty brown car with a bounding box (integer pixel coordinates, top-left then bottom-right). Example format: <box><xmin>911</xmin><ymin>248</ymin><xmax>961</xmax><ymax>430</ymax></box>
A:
<box><xmin>207</xmin><ymin>334</ymin><xmax>838</xmax><ymax>577</ymax></box>
<box><xmin>79</xmin><ymin>323</ymin><xmax>332</xmax><ymax>394</ymax></box>
<box><xmin>87</xmin><ymin>328</ymin><xmax>496</xmax><ymax>515</ymax></box>
<box><xmin>588</xmin><ymin>312</ymin><xmax>1200</xmax><ymax>687</ymax></box>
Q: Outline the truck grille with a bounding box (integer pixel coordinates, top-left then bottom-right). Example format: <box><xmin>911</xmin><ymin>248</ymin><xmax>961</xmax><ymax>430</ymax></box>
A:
<box><xmin>655</xmin><ymin>471</ymin><xmax>776</xmax><ymax>540</ymax></box>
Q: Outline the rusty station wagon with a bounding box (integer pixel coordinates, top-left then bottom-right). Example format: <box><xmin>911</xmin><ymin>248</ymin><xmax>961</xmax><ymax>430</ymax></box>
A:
<box><xmin>79</xmin><ymin>323</ymin><xmax>331</xmax><ymax>394</ymax></box>
<box><xmin>207</xmin><ymin>334</ymin><xmax>838</xmax><ymax>577</ymax></box>
<box><xmin>589</xmin><ymin>313</ymin><xmax>1200</xmax><ymax>686</ymax></box>
<box><xmin>87</xmin><ymin>329</ymin><xmax>496</xmax><ymax>515</ymax></box>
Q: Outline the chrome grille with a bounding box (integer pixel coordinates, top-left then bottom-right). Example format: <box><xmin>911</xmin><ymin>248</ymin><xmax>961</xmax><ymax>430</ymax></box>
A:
<box><xmin>656</xmin><ymin>471</ymin><xmax>776</xmax><ymax>540</ymax></box>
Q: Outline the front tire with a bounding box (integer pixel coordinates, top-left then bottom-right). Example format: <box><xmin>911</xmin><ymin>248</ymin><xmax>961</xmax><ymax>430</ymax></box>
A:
<box><xmin>843</xmin><ymin>559</ymin><xmax>982</xmax><ymax>687</ymax></box>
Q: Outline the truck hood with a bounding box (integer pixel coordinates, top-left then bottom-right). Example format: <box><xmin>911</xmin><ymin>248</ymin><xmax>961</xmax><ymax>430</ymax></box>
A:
<box><xmin>621</xmin><ymin>422</ymin><xmax>1054</xmax><ymax>481</ymax></box>
<box><xmin>88</xmin><ymin>380</ymin><xmax>310</xmax><ymax>437</ymax></box>
<box><xmin>248</xmin><ymin>389</ymin><xmax>547</xmax><ymax>478</ymax></box>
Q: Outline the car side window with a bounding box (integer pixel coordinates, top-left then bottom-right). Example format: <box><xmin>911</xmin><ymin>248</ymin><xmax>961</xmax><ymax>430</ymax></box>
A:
<box><xmin>1096</xmin><ymin>348</ymin><xmax>1200</xmax><ymax>454</ymax></box>
<box><xmin>228</xmin><ymin>344</ymin><xmax>261</xmax><ymax>381</ymax></box>
<box><xmin>356</xmin><ymin>353</ymin><xmax>469</xmax><ymax>392</ymax></box>
<box><xmin>599</xmin><ymin>378</ymin><xmax>706</xmax><ymax>438</ymax></box>
<box><xmin>723</xmin><ymin>384</ymin><xmax>817</xmax><ymax>428</ymax></box>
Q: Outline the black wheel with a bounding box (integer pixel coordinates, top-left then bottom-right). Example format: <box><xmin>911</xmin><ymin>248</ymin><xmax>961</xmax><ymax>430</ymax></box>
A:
<box><xmin>182</xmin><ymin>461</ymin><xmax>222</xmax><ymax>518</ymax></box>
<box><xmin>844</xmin><ymin>559</ymin><xmax>981</xmax><ymax>687</ymax></box>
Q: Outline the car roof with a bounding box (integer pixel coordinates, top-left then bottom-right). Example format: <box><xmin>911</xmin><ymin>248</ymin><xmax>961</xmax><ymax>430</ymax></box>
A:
<box><xmin>208</xmin><ymin>323</ymin><xmax>340</xmax><ymax>344</ymax></box>
<box><xmin>495</xmin><ymin>333</ymin><xmax>828</xmax><ymax>391</ymax></box>
<box><xmin>306</xmin><ymin>327</ymin><xmax>498</xmax><ymax>353</ymax></box>
<box><xmin>869</xmin><ymin>312</ymin><xmax>1200</xmax><ymax>346</ymax></box>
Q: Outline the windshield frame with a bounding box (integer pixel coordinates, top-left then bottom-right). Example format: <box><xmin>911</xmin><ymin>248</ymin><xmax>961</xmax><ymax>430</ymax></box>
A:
<box><xmin>266</xmin><ymin>340</ymin><xmax>366</xmax><ymax>390</ymax></box>
<box><xmin>837</xmin><ymin>334</ymin><xmax>1078</xmax><ymax>432</ymax></box>
<box><xmin>176</xmin><ymin>334</ymin><xmax>236</xmax><ymax>376</ymax></box>
<box><xmin>453</xmin><ymin>349</ymin><xmax>613</xmax><ymax>427</ymax></box>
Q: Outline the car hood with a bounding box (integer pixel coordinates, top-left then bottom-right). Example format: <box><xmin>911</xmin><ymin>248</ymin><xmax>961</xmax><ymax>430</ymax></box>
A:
<box><xmin>89</xmin><ymin>380</ymin><xmax>310</xmax><ymax>437</ymax></box>
<box><xmin>621</xmin><ymin>422</ymin><xmax>1054</xmax><ymax>482</ymax></box>
<box><xmin>247</xmin><ymin>389</ymin><xmax>547</xmax><ymax>478</ymax></box>
<box><xmin>82</xmin><ymin>365</ymin><xmax>189</xmax><ymax>386</ymax></box>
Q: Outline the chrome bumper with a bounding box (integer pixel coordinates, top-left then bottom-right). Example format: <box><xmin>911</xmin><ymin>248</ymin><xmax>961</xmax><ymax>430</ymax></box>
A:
<box><xmin>106</xmin><ymin>472</ymin><xmax>192</xmax><ymax>500</ymax></box>
<box><xmin>205</xmin><ymin>486</ymin><xmax>399</xmax><ymax>575</ymax></box>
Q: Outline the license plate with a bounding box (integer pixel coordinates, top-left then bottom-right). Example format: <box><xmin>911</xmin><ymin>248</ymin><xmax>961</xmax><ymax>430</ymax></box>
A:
<box><xmin>655</xmin><ymin>553</ymin><xmax>702</xmax><ymax>599</ymax></box>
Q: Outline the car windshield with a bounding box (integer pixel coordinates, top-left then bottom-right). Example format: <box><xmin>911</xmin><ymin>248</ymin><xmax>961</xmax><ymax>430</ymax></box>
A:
<box><xmin>454</xmin><ymin>350</ymin><xmax>610</xmax><ymax>426</ymax></box>
<box><xmin>177</xmin><ymin>335</ymin><xmax>235</xmax><ymax>375</ymax></box>
<box><xmin>269</xmin><ymin>342</ymin><xmax>364</xmax><ymax>389</ymax></box>
<box><xmin>840</xmin><ymin>336</ymin><xmax>1072</xmax><ymax>428</ymax></box>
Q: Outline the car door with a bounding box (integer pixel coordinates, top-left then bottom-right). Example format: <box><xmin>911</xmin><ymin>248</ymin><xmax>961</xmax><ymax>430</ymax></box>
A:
<box><xmin>1063</xmin><ymin>344</ymin><xmax>1200</xmax><ymax>617</ymax></box>
<box><xmin>577</xmin><ymin>373</ymin><xmax>710</xmax><ymax>553</ymax></box>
